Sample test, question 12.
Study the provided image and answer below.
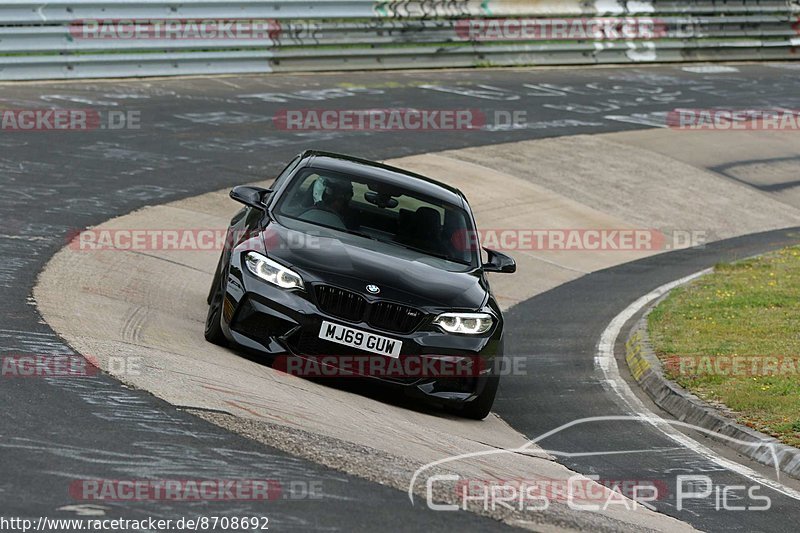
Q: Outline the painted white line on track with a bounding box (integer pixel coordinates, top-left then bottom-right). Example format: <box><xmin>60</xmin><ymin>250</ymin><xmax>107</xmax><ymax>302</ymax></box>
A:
<box><xmin>596</xmin><ymin>268</ymin><xmax>800</xmax><ymax>501</ymax></box>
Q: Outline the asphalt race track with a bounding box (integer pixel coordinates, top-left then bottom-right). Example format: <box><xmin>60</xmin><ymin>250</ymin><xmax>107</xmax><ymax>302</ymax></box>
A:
<box><xmin>500</xmin><ymin>228</ymin><xmax>800</xmax><ymax>533</ymax></box>
<box><xmin>2</xmin><ymin>64</ymin><xmax>800</xmax><ymax>530</ymax></box>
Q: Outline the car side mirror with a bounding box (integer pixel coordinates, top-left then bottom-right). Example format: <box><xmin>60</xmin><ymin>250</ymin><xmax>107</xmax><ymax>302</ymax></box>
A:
<box><xmin>483</xmin><ymin>248</ymin><xmax>516</xmax><ymax>274</ymax></box>
<box><xmin>230</xmin><ymin>186</ymin><xmax>272</xmax><ymax>210</ymax></box>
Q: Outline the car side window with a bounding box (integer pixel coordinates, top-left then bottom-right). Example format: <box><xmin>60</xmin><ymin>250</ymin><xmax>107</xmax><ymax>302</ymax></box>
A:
<box><xmin>281</xmin><ymin>173</ymin><xmax>322</xmax><ymax>216</ymax></box>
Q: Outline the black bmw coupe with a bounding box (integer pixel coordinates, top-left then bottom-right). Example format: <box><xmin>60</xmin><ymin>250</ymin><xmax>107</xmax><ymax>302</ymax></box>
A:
<box><xmin>205</xmin><ymin>151</ymin><xmax>516</xmax><ymax>419</ymax></box>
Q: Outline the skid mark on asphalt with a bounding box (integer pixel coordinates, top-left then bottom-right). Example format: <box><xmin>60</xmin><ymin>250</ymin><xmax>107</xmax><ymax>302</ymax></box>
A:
<box><xmin>121</xmin><ymin>305</ymin><xmax>147</xmax><ymax>344</ymax></box>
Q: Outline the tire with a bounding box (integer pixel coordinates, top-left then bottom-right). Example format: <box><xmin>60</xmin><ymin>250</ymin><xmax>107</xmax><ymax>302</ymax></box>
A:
<box><xmin>204</xmin><ymin>256</ymin><xmax>228</xmax><ymax>346</ymax></box>
<box><xmin>460</xmin><ymin>375</ymin><xmax>500</xmax><ymax>420</ymax></box>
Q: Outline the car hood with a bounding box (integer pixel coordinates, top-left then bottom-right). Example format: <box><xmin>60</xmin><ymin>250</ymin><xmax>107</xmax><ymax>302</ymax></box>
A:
<box><xmin>261</xmin><ymin>222</ymin><xmax>487</xmax><ymax>309</ymax></box>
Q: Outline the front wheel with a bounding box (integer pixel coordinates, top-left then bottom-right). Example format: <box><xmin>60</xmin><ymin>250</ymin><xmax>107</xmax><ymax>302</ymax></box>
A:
<box><xmin>460</xmin><ymin>375</ymin><xmax>500</xmax><ymax>420</ymax></box>
<box><xmin>204</xmin><ymin>257</ymin><xmax>228</xmax><ymax>346</ymax></box>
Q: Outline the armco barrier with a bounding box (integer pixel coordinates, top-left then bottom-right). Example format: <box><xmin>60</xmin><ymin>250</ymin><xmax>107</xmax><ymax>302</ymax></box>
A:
<box><xmin>0</xmin><ymin>0</ymin><xmax>798</xmax><ymax>80</ymax></box>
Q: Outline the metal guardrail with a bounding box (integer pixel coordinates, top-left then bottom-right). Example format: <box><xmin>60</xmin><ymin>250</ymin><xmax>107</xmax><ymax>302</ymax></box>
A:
<box><xmin>2</xmin><ymin>16</ymin><xmax>797</xmax><ymax>54</ymax></box>
<box><xmin>0</xmin><ymin>1</ymin><xmax>375</xmax><ymax>24</ymax></box>
<box><xmin>1</xmin><ymin>1</ymin><xmax>799</xmax><ymax>80</ymax></box>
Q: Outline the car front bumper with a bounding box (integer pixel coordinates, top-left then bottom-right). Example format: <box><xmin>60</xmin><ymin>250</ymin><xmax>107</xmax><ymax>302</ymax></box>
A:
<box><xmin>221</xmin><ymin>266</ymin><xmax>504</xmax><ymax>405</ymax></box>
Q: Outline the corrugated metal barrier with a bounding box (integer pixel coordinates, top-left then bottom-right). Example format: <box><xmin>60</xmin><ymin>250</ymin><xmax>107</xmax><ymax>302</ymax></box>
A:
<box><xmin>1</xmin><ymin>1</ymin><xmax>798</xmax><ymax>80</ymax></box>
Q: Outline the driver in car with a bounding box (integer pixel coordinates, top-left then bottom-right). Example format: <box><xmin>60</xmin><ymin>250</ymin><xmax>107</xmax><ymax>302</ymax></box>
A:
<box><xmin>305</xmin><ymin>177</ymin><xmax>357</xmax><ymax>230</ymax></box>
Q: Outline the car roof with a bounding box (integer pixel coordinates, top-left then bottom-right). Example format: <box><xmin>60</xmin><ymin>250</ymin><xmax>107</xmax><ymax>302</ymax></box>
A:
<box><xmin>297</xmin><ymin>150</ymin><xmax>467</xmax><ymax>207</ymax></box>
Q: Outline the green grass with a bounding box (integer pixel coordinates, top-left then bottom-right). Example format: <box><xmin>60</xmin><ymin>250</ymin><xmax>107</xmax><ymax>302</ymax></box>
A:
<box><xmin>648</xmin><ymin>246</ymin><xmax>800</xmax><ymax>447</ymax></box>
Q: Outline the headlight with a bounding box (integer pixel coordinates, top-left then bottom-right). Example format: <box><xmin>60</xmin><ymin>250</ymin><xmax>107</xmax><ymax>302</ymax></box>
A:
<box><xmin>245</xmin><ymin>252</ymin><xmax>304</xmax><ymax>290</ymax></box>
<box><xmin>433</xmin><ymin>312</ymin><xmax>494</xmax><ymax>335</ymax></box>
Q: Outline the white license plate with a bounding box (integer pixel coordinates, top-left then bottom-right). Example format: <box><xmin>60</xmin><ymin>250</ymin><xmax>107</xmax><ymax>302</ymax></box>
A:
<box><xmin>319</xmin><ymin>321</ymin><xmax>402</xmax><ymax>358</ymax></box>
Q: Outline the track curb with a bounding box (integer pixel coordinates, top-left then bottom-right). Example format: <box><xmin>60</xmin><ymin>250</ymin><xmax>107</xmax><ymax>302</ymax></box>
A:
<box><xmin>624</xmin><ymin>294</ymin><xmax>800</xmax><ymax>480</ymax></box>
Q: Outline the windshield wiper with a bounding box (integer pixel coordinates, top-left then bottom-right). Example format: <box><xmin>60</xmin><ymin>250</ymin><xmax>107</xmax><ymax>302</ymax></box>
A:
<box><xmin>389</xmin><ymin>241</ymin><xmax>470</xmax><ymax>265</ymax></box>
<box><xmin>341</xmin><ymin>228</ymin><xmax>380</xmax><ymax>241</ymax></box>
<box><xmin>339</xmin><ymin>226</ymin><xmax>470</xmax><ymax>265</ymax></box>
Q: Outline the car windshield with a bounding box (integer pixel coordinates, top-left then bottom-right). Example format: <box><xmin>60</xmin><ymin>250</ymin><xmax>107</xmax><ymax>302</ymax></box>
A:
<box><xmin>274</xmin><ymin>167</ymin><xmax>477</xmax><ymax>267</ymax></box>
